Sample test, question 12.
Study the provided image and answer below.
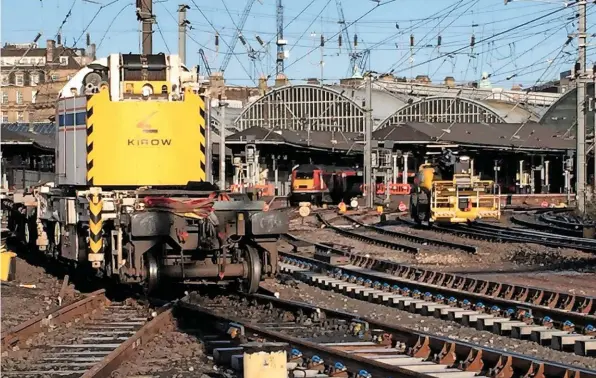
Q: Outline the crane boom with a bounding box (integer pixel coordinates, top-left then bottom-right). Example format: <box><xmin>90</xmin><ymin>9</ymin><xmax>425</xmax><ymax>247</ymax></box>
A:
<box><xmin>199</xmin><ymin>48</ymin><xmax>212</xmax><ymax>76</ymax></box>
<box><xmin>336</xmin><ymin>0</ymin><xmax>361</xmax><ymax>75</ymax></box>
<box><xmin>335</xmin><ymin>0</ymin><xmax>353</xmax><ymax>55</ymax></box>
<box><xmin>219</xmin><ymin>0</ymin><xmax>257</xmax><ymax>73</ymax></box>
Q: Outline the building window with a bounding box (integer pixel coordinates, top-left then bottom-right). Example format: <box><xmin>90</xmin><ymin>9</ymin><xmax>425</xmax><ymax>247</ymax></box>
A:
<box><xmin>31</xmin><ymin>72</ymin><xmax>39</xmax><ymax>85</ymax></box>
<box><xmin>17</xmin><ymin>112</ymin><xmax>24</xmax><ymax>122</ymax></box>
<box><xmin>1</xmin><ymin>112</ymin><xmax>8</xmax><ymax>123</ymax></box>
<box><xmin>0</xmin><ymin>91</ymin><xmax>6</xmax><ymax>104</ymax></box>
<box><xmin>16</xmin><ymin>90</ymin><xmax>23</xmax><ymax>104</ymax></box>
<box><xmin>15</xmin><ymin>74</ymin><xmax>24</xmax><ymax>86</ymax></box>
<box><xmin>60</xmin><ymin>56</ymin><xmax>68</xmax><ymax>65</ymax></box>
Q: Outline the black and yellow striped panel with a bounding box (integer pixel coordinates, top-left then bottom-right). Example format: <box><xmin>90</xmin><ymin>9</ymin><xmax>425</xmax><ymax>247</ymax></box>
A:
<box><xmin>199</xmin><ymin>98</ymin><xmax>207</xmax><ymax>178</ymax></box>
<box><xmin>88</xmin><ymin>193</ymin><xmax>103</xmax><ymax>254</ymax></box>
<box><xmin>86</xmin><ymin>98</ymin><xmax>95</xmax><ymax>186</ymax></box>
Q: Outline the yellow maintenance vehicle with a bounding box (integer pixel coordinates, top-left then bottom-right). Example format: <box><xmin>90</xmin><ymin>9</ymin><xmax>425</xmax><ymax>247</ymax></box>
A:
<box><xmin>410</xmin><ymin>156</ymin><xmax>501</xmax><ymax>225</ymax></box>
<box><xmin>7</xmin><ymin>53</ymin><xmax>287</xmax><ymax>294</ymax></box>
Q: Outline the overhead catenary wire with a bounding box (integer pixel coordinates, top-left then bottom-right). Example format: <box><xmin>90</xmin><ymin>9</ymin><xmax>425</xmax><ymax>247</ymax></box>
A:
<box><xmin>383</xmin><ymin>2</ymin><xmax>577</xmax><ymax>76</ymax></box>
<box><xmin>189</xmin><ymin>0</ymin><xmax>256</xmax><ymax>83</ymax></box>
<box><xmin>123</xmin><ymin>0</ymin><xmax>589</xmax><ymax>85</ymax></box>
<box><xmin>8</xmin><ymin>0</ymin><xmax>592</xmax><ymax>90</ymax></box>
<box><xmin>97</xmin><ymin>2</ymin><xmax>133</xmax><ymax>49</ymax></box>
<box><xmin>156</xmin><ymin>20</ymin><xmax>171</xmax><ymax>54</ymax></box>
<box><xmin>267</xmin><ymin>0</ymin><xmax>399</xmax><ymax>78</ymax></box>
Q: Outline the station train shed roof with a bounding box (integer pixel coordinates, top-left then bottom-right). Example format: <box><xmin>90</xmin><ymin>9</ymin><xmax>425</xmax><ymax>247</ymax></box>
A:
<box><xmin>0</xmin><ymin>82</ymin><xmax>575</xmax><ymax>157</ymax></box>
<box><xmin>234</xmin><ymin>84</ymin><xmax>545</xmax><ymax>134</ymax></box>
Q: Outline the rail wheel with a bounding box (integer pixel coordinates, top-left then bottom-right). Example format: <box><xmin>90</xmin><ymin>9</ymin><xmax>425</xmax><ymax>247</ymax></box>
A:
<box><xmin>143</xmin><ymin>251</ymin><xmax>160</xmax><ymax>296</ymax></box>
<box><xmin>46</xmin><ymin>222</ymin><xmax>61</xmax><ymax>259</ymax></box>
<box><xmin>240</xmin><ymin>245</ymin><xmax>262</xmax><ymax>294</ymax></box>
<box><xmin>413</xmin><ymin>187</ymin><xmax>431</xmax><ymax>225</ymax></box>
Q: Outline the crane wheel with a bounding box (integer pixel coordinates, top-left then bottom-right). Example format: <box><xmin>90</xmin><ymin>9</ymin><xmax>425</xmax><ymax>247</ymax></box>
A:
<box><xmin>240</xmin><ymin>245</ymin><xmax>262</xmax><ymax>294</ymax></box>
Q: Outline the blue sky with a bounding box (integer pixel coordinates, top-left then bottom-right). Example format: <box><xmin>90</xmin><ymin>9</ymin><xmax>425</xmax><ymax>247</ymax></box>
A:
<box><xmin>2</xmin><ymin>0</ymin><xmax>594</xmax><ymax>87</ymax></box>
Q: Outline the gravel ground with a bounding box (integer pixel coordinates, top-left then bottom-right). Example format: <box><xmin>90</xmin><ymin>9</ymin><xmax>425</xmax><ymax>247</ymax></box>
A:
<box><xmin>359</xmin><ymin>214</ymin><xmax>596</xmax><ymax>270</ymax></box>
<box><xmin>111</xmin><ymin>328</ymin><xmax>226</xmax><ymax>378</ymax></box>
<box><xmin>1</xmin><ymin>254</ymin><xmax>79</xmax><ymax>332</ymax></box>
<box><xmin>262</xmin><ymin>280</ymin><xmax>596</xmax><ymax>370</ymax></box>
<box><xmin>290</xmin><ymin>228</ymin><xmax>417</xmax><ymax>264</ymax></box>
<box><xmin>381</xmin><ymin>224</ymin><xmax>596</xmax><ymax>272</ymax></box>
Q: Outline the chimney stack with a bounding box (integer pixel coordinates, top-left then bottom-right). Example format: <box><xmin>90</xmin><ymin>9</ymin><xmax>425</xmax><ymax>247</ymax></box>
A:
<box><xmin>209</xmin><ymin>72</ymin><xmax>225</xmax><ymax>97</ymax></box>
<box><xmin>258</xmin><ymin>75</ymin><xmax>268</xmax><ymax>96</ymax></box>
<box><xmin>415</xmin><ymin>75</ymin><xmax>431</xmax><ymax>84</ymax></box>
<box><xmin>46</xmin><ymin>39</ymin><xmax>56</xmax><ymax>63</ymax></box>
<box><xmin>274</xmin><ymin>73</ymin><xmax>289</xmax><ymax>87</ymax></box>
<box><xmin>57</xmin><ymin>33</ymin><xmax>62</xmax><ymax>46</ymax></box>
<box><xmin>444</xmin><ymin>76</ymin><xmax>455</xmax><ymax>88</ymax></box>
<box><xmin>87</xmin><ymin>43</ymin><xmax>96</xmax><ymax>60</ymax></box>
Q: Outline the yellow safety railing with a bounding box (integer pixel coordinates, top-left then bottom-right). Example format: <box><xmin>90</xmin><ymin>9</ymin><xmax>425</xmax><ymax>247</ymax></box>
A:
<box><xmin>430</xmin><ymin>176</ymin><xmax>501</xmax><ymax>223</ymax></box>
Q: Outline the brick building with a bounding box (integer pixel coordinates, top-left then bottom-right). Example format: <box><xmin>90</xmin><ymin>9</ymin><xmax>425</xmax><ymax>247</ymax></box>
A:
<box><xmin>0</xmin><ymin>38</ymin><xmax>95</xmax><ymax>123</ymax></box>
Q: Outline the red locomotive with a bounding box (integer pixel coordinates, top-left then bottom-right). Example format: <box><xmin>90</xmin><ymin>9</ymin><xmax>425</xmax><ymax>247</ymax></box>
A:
<box><xmin>289</xmin><ymin>164</ymin><xmax>363</xmax><ymax>206</ymax></box>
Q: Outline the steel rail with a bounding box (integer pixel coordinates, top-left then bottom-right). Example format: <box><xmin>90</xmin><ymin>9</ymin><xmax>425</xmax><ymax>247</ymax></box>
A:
<box><xmin>82</xmin><ymin>302</ymin><xmax>174</xmax><ymax>378</ymax></box>
<box><xmin>467</xmin><ymin>222</ymin><xmax>596</xmax><ymax>252</ymax></box>
<box><xmin>283</xmin><ymin>233</ymin><xmax>596</xmax><ymax>317</ymax></box>
<box><xmin>280</xmin><ymin>245</ymin><xmax>596</xmax><ymax>326</ymax></box>
<box><xmin>1</xmin><ymin>287</ymin><xmax>174</xmax><ymax>378</ymax></box>
<box><xmin>315</xmin><ymin>213</ymin><xmax>420</xmax><ymax>254</ymax></box>
<box><xmin>248</xmin><ymin>291</ymin><xmax>596</xmax><ymax>378</ymax></box>
<box><xmin>393</xmin><ymin>216</ymin><xmax>596</xmax><ymax>253</ymax></box>
<box><xmin>179</xmin><ymin>294</ymin><xmax>475</xmax><ymax>378</ymax></box>
<box><xmin>538</xmin><ymin>211</ymin><xmax>596</xmax><ymax>236</ymax></box>
<box><xmin>340</xmin><ymin>214</ymin><xmax>478</xmax><ymax>254</ymax></box>
<box><xmin>510</xmin><ymin>215</ymin><xmax>582</xmax><ymax>237</ymax></box>
<box><xmin>280</xmin><ymin>234</ymin><xmax>596</xmax><ymax>333</ymax></box>
<box><xmin>279</xmin><ymin>249</ymin><xmax>596</xmax><ymax>359</ymax></box>
<box><xmin>1</xmin><ymin>289</ymin><xmax>108</xmax><ymax>350</ymax></box>
<box><xmin>282</xmin><ymin>233</ymin><xmax>596</xmax><ymax>326</ymax></box>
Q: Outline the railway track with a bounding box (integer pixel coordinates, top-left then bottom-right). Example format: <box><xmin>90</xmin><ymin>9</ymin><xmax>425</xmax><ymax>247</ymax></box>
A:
<box><xmin>337</xmin><ymin>214</ymin><xmax>478</xmax><ymax>254</ymax></box>
<box><xmin>511</xmin><ymin>210</ymin><xmax>594</xmax><ymax>238</ymax></box>
<box><xmin>317</xmin><ymin>213</ymin><xmax>420</xmax><ymax>254</ymax></box>
<box><xmin>180</xmin><ymin>290</ymin><xmax>596</xmax><ymax>378</ymax></box>
<box><xmin>281</xmin><ymin>234</ymin><xmax>596</xmax><ymax>359</ymax></box>
<box><xmin>510</xmin><ymin>214</ymin><xmax>581</xmax><ymax>237</ymax></box>
<box><xmin>393</xmin><ymin>216</ymin><xmax>596</xmax><ymax>253</ymax></box>
<box><xmin>1</xmin><ymin>289</ymin><xmax>172</xmax><ymax>377</ymax></box>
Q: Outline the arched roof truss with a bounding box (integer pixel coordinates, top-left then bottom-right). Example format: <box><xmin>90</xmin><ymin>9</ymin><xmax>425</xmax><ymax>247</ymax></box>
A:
<box><xmin>235</xmin><ymin>84</ymin><xmax>366</xmax><ymax>133</ymax></box>
<box><xmin>378</xmin><ymin>96</ymin><xmax>507</xmax><ymax>129</ymax></box>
